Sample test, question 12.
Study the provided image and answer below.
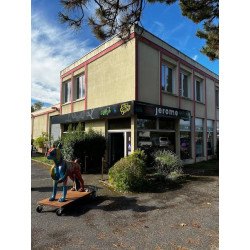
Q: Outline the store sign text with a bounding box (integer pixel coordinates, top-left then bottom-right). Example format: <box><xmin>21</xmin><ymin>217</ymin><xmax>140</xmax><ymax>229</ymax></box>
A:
<box><xmin>155</xmin><ymin>107</ymin><xmax>178</xmax><ymax>117</ymax></box>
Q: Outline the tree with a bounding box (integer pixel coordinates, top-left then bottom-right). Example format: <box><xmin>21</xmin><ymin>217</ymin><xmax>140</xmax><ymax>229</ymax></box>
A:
<box><xmin>59</xmin><ymin>0</ymin><xmax>218</xmax><ymax>61</ymax></box>
<box><xmin>31</xmin><ymin>101</ymin><xmax>43</xmax><ymax>112</ymax></box>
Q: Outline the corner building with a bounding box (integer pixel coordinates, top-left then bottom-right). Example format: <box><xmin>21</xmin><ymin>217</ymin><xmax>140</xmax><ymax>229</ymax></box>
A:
<box><xmin>32</xmin><ymin>25</ymin><xmax>219</xmax><ymax>166</ymax></box>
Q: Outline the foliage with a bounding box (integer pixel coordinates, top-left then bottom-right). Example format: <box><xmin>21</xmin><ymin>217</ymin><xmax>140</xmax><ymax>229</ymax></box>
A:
<box><xmin>31</xmin><ymin>101</ymin><xmax>43</xmax><ymax>112</ymax></box>
<box><xmin>59</xmin><ymin>0</ymin><xmax>219</xmax><ymax>60</ymax></box>
<box><xmin>34</xmin><ymin>133</ymin><xmax>52</xmax><ymax>148</ymax></box>
<box><xmin>34</xmin><ymin>136</ymin><xmax>46</xmax><ymax>148</ymax></box>
<box><xmin>61</xmin><ymin>126</ymin><xmax>106</xmax><ymax>172</ymax></box>
<box><xmin>108</xmin><ymin>149</ymin><xmax>147</xmax><ymax>192</ymax></box>
<box><xmin>153</xmin><ymin>150</ymin><xmax>183</xmax><ymax>177</ymax></box>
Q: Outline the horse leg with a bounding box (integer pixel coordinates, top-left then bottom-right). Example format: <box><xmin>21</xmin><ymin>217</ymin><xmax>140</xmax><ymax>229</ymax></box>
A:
<box><xmin>69</xmin><ymin>175</ymin><xmax>76</xmax><ymax>191</ymax></box>
<box><xmin>49</xmin><ymin>180</ymin><xmax>57</xmax><ymax>201</ymax></box>
<box><xmin>75</xmin><ymin>172</ymin><xmax>85</xmax><ymax>192</ymax></box>
<box><xmin>59</xmin><ymin>181</ymin><xmax>67</xmax><ymax>202</ymax></box>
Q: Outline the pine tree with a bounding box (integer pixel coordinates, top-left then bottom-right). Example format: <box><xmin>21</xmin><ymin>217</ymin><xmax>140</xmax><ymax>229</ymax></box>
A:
<box><xmin>59</xmin><ymin>0</ymin><xmax>219</xmax><ymax>60</ymax></box>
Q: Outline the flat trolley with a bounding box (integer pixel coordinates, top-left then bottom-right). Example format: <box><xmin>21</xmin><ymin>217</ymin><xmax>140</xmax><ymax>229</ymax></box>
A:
<box><xmin>36</xmin><ymin>186</ymin><xmax>97</xmax><ymax>216</ymax></box>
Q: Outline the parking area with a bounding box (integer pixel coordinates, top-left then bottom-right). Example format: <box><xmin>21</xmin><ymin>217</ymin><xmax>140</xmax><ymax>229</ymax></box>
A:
<box><xmin>31</xmin><ymin>161</ymin><xmax>219</xmax><ymax>250</ymax></box>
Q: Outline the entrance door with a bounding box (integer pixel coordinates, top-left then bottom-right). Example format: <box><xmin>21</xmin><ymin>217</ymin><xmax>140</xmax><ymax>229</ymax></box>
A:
<box><xmin>108</xmin><ymin>133</ymin><xmax>124</xmax><ymax>166</ymax></box>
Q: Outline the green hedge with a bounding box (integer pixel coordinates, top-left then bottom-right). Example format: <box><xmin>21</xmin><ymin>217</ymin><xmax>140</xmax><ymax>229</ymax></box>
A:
<box><xmin>61</xmin><ymin>127</ymin><xmax>106</xmax><ymax>172</ymax></box>
<box><xmin>108</xmin><ymin>149</ymin><xmax>147</xmax><ymax>192</ymax></box>
<box><xmin>153</xmin><ymin>150</ymin><xmax>183</xmax><ymax>177</ymax></box>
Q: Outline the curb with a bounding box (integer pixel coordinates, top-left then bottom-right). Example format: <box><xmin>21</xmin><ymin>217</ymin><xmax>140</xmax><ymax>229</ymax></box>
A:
<box><xmin>31</xmin><ymin>159</ymin><xmax>53</xmax><ymax>169</ymax></box>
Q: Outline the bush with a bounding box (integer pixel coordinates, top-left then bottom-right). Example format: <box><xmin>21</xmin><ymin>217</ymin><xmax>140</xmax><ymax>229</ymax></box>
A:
<box><xmin>108</xmin><ymin>149</ymin><xmax>147</xmax><ymax>192</ymax></box>
<box><xmin>61</xmin><ymin>127</ymin><xmax>106</xmax><ymax>172</ymax></box>
<box><xmin>153</xmin><ymin>150</ymin><xmax>183</xmax><ymax>177</ymax></box>
<box><xmin>34</xmin><ymin>136</ymin><xmax>46</xmax><ymax>148</ymax></box>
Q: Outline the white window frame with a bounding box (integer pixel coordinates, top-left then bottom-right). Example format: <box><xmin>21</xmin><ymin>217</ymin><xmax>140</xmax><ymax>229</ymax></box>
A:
<box><xmin>181</xmin><ymin>72</ymin><xmax>190</xmax><ymax>98</ymax></box>
<box><xmin>162</xmin><ymin>63</ymin><xmax>175</xmax><ymax>94</ymax></box>
<box><xmin>76</xmin><ymin>74</ymin><xmax>85</xmax><ymax>100</ymax></box>
<box><xmin>64</xmin><ymin>80</ymin><xmax>71</xmax><ymax>104</ymax></box>
<box><xmin>195</xmin><ymin>79</ymin><xmax>203</xmax><ymax>102</ymax></box>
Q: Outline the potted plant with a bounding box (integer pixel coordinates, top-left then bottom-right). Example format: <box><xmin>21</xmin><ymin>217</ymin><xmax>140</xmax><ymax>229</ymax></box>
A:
<box><xmin>34</xmin><ymin>136</ymin><xmax>46</xmax><ymax>154</ymax></box>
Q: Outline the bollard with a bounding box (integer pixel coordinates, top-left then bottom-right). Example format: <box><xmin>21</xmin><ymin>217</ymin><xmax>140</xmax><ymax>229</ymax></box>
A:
<box><xmin>101</xmin><ymin>157</ymin><xmax>104</xmax><ymax>180</ymax></box>
<box><xmin>85</xmin><ymin>156</ymin><xmax>88</xmax><ymax>172</ymax></box>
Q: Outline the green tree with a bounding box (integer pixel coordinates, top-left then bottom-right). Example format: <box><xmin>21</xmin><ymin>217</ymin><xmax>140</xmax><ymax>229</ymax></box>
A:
<box><xmin>31</xmin><ymin>101</ymin><xmax>43</xmax><ymax>112</ymax></box>
<box><xmin>59</xmin><ymin>0</ymin><xmax>219</xmax><ymax>61</ymax></box>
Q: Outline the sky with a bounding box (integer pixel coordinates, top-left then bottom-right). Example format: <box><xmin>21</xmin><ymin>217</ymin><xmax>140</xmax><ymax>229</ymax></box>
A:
<box><xmin>31</xmin><ymin>0</ymin><xmax>219</xmax><ymax>108</ymax></box>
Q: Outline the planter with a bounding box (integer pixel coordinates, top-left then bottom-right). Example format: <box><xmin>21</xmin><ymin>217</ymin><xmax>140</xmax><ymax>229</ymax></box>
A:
<box><xmin>37</xmin><ymin>147</ymin><xmax>47</xmax><ymax>154</ymax></box>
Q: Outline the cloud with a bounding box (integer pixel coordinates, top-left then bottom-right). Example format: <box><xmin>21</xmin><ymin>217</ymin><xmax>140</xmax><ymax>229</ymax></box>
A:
<box><xmin>31</xmin><ymin>13</ymin><xmax>93</xmax><ymax>105</ymax></box>
<box><xmin>192</xmin><ymin>55</ymin><xmax>198</xmax><ymax>61</ymax></box>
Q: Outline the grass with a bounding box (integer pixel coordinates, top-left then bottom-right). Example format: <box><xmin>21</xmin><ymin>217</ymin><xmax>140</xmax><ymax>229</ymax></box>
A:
<box><xmin>31</xmin><ymin>154</ymin><xmax>54</xmax><ymax>165</ymax></box>
<box><xmin>183</xmin><ymin>159</ymin><xmax>219</xmax><ymax>175</ymax></box>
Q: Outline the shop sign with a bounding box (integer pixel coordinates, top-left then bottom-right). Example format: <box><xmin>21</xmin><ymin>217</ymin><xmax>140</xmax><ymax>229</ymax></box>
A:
<box><xmin>134</xmin><ymin>102</ymin><xmax>191</xmax><ymax>121</ymax></box>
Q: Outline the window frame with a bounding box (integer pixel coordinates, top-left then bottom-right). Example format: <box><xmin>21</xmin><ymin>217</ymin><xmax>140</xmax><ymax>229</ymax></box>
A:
<box><xmin>180</xmin><ymin>72</ymin><xmax>190</xmax><ymax>98</ymax></box>
<box><xmin>161</xmin><ymin>63</ymin><xmax>175</xmax><ymax>94</ymax></box>
<box><xmin>195</xmin><ymin>79</ymin><xmax>203</xmax><ymax>102</ymax></box>
<box><xmin>75</xmin><ymin>73</ymin><xmax>85</xmax><ymax>100</ymax></box>
<box><xmin>64</xmin><ymin>80</ymin><xmax>71</xmax><ymax>104</ymax></box>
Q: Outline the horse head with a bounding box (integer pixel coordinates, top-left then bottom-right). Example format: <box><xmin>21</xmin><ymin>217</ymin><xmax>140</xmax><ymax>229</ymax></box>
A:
<box><xmin>47</xmin><ymin>147</ymin><xmax>63</xmax><ymax>165</ymax></box>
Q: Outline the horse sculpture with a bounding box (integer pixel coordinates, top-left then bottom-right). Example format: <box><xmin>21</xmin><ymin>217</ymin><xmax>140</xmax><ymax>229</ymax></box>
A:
<box><xmin>47</xmin><ymin>145</ymin><xmax>85</xmax><ymax>202</ymax></box>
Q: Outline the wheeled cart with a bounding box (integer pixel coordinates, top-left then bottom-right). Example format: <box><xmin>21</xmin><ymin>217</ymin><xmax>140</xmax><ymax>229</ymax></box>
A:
<box><xmin>36</xmin><ymin>186</ymin><xmax>97</xmax><ymax>216</ymax></box>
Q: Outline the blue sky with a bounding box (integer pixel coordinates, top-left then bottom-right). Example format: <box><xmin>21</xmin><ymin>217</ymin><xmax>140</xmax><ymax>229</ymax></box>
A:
<box><xmin>31</xmin><ymin>0</ymin><xmax>219</xmax><ymax>107</ymax></box>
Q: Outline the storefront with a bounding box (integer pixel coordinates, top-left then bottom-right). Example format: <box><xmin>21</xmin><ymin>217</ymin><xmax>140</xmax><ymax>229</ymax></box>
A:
<box><xmin>50</xmin><ymin>100</ymin><xmax>191</xmax><ymax>166</ymax></box>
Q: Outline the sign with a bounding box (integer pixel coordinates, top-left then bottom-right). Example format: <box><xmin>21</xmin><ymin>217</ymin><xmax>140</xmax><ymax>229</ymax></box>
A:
<box><xmin>51</xmin><ymin>101</ymin><xmax>134</xmax><ymax>124</ymax></box>
<box><xmin>134</xmin><ymin>102</ymin><xmax>191</xmax><ymax>121</ymax></box>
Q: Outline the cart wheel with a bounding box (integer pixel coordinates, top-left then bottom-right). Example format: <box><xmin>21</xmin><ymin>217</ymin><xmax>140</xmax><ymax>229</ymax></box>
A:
<box><xmin>56</xmin><ymin>208</ymin><xmax>63</xmax><ymax>216</ymax></box>
<box><xmin>36</xmin><ymin>205</ymin><xmax>43</xmax><ymax>213</ymax></box>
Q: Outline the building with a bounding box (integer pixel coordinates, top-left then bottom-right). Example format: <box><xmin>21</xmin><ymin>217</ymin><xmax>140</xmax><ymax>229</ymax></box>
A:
<box><xmin>31</xmin><ymin>25</ymin><xmax>219</xmax><ymax>165</ymax></box>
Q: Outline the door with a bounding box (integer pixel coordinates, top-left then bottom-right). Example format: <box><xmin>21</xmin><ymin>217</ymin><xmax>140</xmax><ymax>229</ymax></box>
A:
<box><xmin>108</xmin><ymin>133</ymin><xmax>124</xmax><ymax>166</ymax></box>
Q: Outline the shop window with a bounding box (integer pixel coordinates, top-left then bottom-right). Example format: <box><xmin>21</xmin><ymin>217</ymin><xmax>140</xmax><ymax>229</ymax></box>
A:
<box><xmin>76</xmin><ymin>74</ymin><xmax>85</xmax><ymax>100</ymax></box>
<box><xmin>181</xmin><ymin>73</ymin><xmax>189</xmax><ymax>98</ymax></box>
<box><xmin>64</xmin><ymin>80</ymin><xmax>71</xmax><ymax>103</ymax></box>
<box><xmin>159</xmin><ymin>118</ymin><xmax>175</xmax><ymax>130</ymax></box>
<box><xmin>62</xmin><ymin>122</ymin><xmax>85</xmax><ymax>133</ymax></box>
<box><xmin>207</xmin><ymin>120</ymin><xmax>214</xmax><ymax>156</ymax></box>
<box><xmin>216</xmin><ymin>89</ymin><xmax>219</xmax><ymax>107</ymax></box>
<box><xmin>195</xmin><ymin>118</ymin><xmax>203</xmax><ymax>157</ymax></box>
<box><xmin>108</xmin><ymin>118</ymin><xmax>131</xmax><ymax>130</ymax></box>
<box><xmin>180</xmin><ymin>119</ymin><xmax>191</xmax><ymax>160</ymax></box>
<box><xmin>137</xmin><ymin>131</ymin><xmax>175</xmax><ymax>152</ymax></box>
<box><xmin>216</xmin><ymin>120</ymin><xmax>219</xmax><ymax>139</ymax></box>
<box><xmin>195</xmin><ymin>80</ymin><xmax>202</xmax><ymax>102</ymax></box>
<box><xmin>162</xmin><ymin>64</ymin><xmax>175</xmax><ymax>94</ymax></box>
<box><xmin>137</xmin><ymin>117</ymin><xmax>156</xmax><ymax>130</ymax></box>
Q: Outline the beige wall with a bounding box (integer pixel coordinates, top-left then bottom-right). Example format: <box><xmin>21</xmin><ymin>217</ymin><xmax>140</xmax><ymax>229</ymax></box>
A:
<box><xmin>61</xmin><ymin>103</ymin><xmax>71</xmax><ymax>114</ymax></box>
<box><xmin>87</xmin><ymin>39</ymin><xmax>136</xmax><ymax>109</ymax></box>
<box><xmin>32</xmin><ymin>115</ymin><xmax>47</xmax><ymax>139</ymax></box>
<box><xmin>85</xmin><ymin>119</ymin><xmax>107</xmax><ymax>136</ymax></box>
<box><xmin>162</xmin><ymin>93</ymin><xmax>178</xmax><ymax>107</ymax></box>
<box><xmin>73</xmin><ymin>99</ymin><xmax>85</xmax><ymax>112</ymax></box>
<box><xmin>138</xmin><ymin>41</ymin><xmax>160</xmax><ymax>105</ymax></box>
<box><xmin>206</xmin><ymin>78</ymin><xmax>216</xmax><ymax>120</ymax></box>
<box><xmin>195</xmin><ymin>103</ymin><xmax>206</xmax><ymax>119</ymax></box>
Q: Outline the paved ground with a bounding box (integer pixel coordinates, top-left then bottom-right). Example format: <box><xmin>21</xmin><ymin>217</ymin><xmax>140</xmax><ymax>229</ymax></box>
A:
<box><xmin>31</xmin><ymin>161</ymin><xmax>219</xmax><ymax>250</ymax></box>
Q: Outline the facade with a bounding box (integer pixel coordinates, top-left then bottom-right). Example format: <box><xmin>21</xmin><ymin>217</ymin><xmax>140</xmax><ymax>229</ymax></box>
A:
<box><xmin>31</xmin><ymin>25</ymin><xmax>219</xmax><ymax>165</ymax></box>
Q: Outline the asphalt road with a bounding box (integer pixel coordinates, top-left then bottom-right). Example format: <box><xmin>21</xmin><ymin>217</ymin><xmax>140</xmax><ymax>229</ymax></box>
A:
<box><xmin>31</xmin><ymin>161</ymin><xmax>219</xmax><ymax>250</ymax></box>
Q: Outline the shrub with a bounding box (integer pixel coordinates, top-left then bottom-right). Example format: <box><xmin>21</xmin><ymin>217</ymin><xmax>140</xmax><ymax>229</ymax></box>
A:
<box><xmin>61</xmin><ymin>127</ymin><xmax>106</xmax><ymax>172</ymax></box>
<box><xmin>34</xmin><ymin>136</ymin><xmax>46</xmax><ymax>148</ymax></box>
<box><xmin>108</xmin><ymin>149</ymin><xmax>147</xmax><ymax>192</ymax></box>
<box><xmin>153</xmin><ymin>150</ymin><xmax>183</xmax><ymax>177</ymax></box>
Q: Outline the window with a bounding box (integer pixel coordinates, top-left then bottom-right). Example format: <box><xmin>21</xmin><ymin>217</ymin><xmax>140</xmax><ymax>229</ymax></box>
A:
<box><xmin>76</xmin><ymin>74</ymin><xmax>85</xmax><ymax>100</ymax></box>
<box><xmin>64</xmin><ymin>80</ymin><xmax>71</xmax><ymax>103</ymax></box>
<box><xmin>159</xmin><ymin>118</ymin><xmax>175</xmax><ymax>130</ymax></box>
<box><xmin>207</xmin><ymin>120</ymin><xmax>214</xmax><ymax>156</ymax></box>
<box><xmin>216</xmin><ymin>89</ymin><xmax>219</xmax><ymax>107</ymax></box>
<box><xmin>180</xmin><ymin>119</ymin><xmax>191</xmax><ymax>160</ymax></box>
<box><xmin>216</xmin><ymin>121</ymin><xmax>219</xmax><ymax>139</ymax></box>
<box><xmin>137</xmin><ymin>117</ymin><xmax>156</xmax><ymax>130</ymax></box>
<box><xmin>195</xmin><ymin>118</ymin><xmax>203</xmax><ymax>157</ymax></box>
<box><xmin>162</xmin><ymin>64</ymin><xmax>175</xmax><ymax>94</ymax></box>
<box><xmin>195</xmin><ymin>80</ymin><xmax>202</xmax><ymax>102</ymax></box>
<box><xmin>181</xmin><ymin>73</ymin><xmax>189</xmax><ymax>98</ymax></box>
